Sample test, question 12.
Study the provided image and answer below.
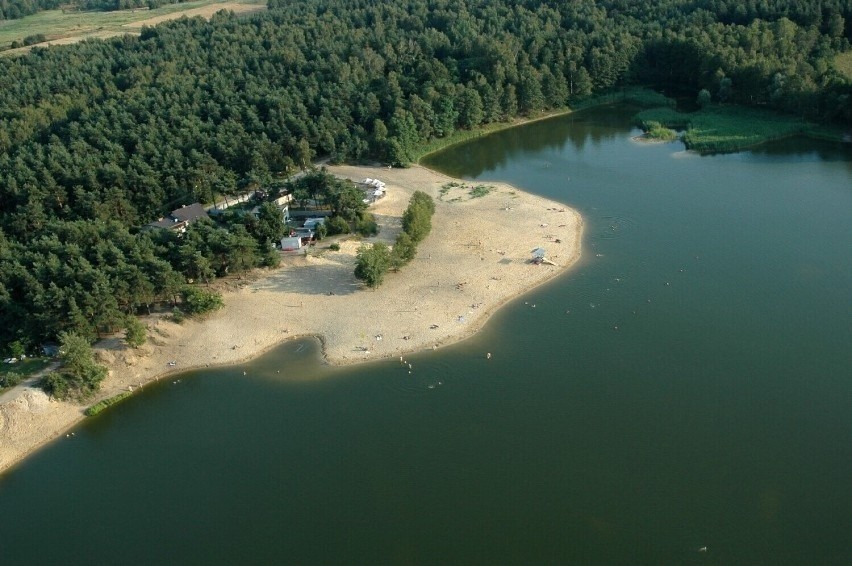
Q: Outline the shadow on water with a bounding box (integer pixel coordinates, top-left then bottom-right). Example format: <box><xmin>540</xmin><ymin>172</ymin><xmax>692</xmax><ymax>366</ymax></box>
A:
<box><xmin>424</xmin><ymin>106</ymin><xmax>637</xmax><ymax>178</ymax></box>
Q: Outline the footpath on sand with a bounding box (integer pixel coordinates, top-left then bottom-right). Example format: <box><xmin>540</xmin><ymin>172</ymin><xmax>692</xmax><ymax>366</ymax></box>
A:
<box><xmin>0</xmin><ymin>163</ymin><xmax>583</xmax><ymax>475</ymax></box>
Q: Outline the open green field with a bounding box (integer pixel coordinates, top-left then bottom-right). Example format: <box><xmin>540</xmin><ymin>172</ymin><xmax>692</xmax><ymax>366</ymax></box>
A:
<box><xmin>0</xmin><ymin>0</ymin><xmax>265</xmax><ymax>54</ymax></box>
<box><xmin>835</xmin><ymin>51</ymin><xmax>852</xmax><ymax>81</ymax></box>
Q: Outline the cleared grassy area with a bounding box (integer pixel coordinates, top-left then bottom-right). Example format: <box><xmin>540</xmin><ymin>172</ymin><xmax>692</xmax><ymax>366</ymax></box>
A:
<box><xmin>634</xmin><ymin>105</ymin><xmax>826</xmax><ymax>152</ymax></box>
<box><xmin>834</xmin><ymin>51</ymin><xmax>852</xmax><ymax>81</ymax></box>
<box><xmin>0</xmin><ymin>0</ymin><xmax>265</xmax><ymax>53</ymax></box>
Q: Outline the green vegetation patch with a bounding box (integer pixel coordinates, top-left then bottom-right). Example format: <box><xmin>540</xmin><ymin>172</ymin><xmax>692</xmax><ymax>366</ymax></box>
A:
<box><xmin>642</xmin><ymin>121</ymin><xmax>678</xmax><ymax>141</ymax></box>
<box><xmin>834</xmin><ymin>51</ymin><xmax>852</xmax><ymax>82</ymax></box>
<box><xmin>0</xmin><ymin>371</ymin><xmax>23</xmax><ymax>391</ymax></box>
<box><xmin>635</xmin><ymin>105</ymin><xmax>814</xmax><ymax>153</ymax></box>
<box><xmin>438</xmin><ymin>181</ymin><xmax>495</xmax><ymax>201</ymax></box>
<box><xmin>635</xmin><ymin>107</ymin><xmax>691</xmax><ymax>130</ymax></box>
<box><xmin>684</xmin><ymin>107</ymin><xmax>810</xmax><ymax>153</ymax></box>
<box><xmin>85</xmin><ymin>391</ymin><xmax>134</xmax><ymax>416</ymax></box>
<box><xmin>469</xmin><ymin>184</ymin><xmax>495</xmax><ymax>198</ymax></box>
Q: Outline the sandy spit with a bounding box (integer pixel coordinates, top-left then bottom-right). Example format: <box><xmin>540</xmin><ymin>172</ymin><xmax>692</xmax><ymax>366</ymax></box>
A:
<box><xmin>0</xmin><ymin>164</ymin><xmax>582</xmax><ymax>475</ymax></box>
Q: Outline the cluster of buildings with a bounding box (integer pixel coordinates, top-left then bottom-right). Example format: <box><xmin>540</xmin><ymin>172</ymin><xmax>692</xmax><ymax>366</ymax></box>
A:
<box><xmin>144</xmin><ymin>177</ymin><xmax>389</xmax><ymax>253</ymax></box>
<box><xmin>145</xmin><ymin>194</ymin><xmax>294</xmax><ymax>236</ymax></box>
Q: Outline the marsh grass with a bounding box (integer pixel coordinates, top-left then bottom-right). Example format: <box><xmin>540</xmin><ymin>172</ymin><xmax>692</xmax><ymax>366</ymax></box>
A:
<box><xmin>643</xmin><ymin>121</ymin><xmax>678</xmax><ymax>141</ymax></box>
<box><xmin>632</xmin><ymin>105</ymin><xmax>843</xmax><ymax>153</ymax></box>
<box><xmin>85</xmin><ymin>391</ymin><xmax>134</xmax><ymax>416</ymax></box>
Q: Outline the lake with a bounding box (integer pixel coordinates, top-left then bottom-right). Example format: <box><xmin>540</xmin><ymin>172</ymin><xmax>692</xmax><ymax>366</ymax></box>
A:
<box><xmin>1</xmin><ymin>106</ymin><xmax>850</xmax><ymax>564</ymax></box>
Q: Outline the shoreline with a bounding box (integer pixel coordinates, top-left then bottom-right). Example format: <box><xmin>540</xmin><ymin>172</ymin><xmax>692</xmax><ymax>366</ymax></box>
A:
<box><xmin>0</xmin><ymin>163</ymin><xmax>583</xmax><ymax>475</ymax></box>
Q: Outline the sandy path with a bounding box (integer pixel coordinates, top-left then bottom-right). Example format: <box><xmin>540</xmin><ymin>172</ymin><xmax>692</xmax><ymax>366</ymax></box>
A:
<box><xmin>0</xmin><ymin>164</ymin><xmax>582</xmax><ymax>475</ymax></box>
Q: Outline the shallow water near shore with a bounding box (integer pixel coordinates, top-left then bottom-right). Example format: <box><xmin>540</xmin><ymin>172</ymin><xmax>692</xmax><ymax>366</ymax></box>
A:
<box><xmin>2</xmin><ymin>106</ymin><xmax>851</xmax><ymax>564</ymax></box>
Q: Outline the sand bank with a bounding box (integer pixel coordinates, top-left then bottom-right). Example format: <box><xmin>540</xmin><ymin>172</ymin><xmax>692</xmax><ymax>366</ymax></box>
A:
<box><xmin>0</xmin><ymin>164</ymin><xmax>582</xmax><ymax>475</ymax></box>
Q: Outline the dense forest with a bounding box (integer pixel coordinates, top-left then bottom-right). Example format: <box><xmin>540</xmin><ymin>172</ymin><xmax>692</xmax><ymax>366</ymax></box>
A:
<box><xmin>1</xmin><ymin>0</ymin><xmax>851</xmax><ymax>354</ymax></box>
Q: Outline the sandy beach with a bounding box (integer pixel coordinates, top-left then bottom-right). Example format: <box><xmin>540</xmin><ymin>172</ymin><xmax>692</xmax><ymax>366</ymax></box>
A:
<box><xmin>0</xmin><ymin>164</ymin><xmax>582</xmax><ymax>475</ymax></box>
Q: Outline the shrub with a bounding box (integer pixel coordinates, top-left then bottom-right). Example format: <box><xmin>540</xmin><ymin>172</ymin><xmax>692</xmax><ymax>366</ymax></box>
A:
<box><xmin>402</xmin><ymin>201</ymin><xmax>432</xmax><ymax>243</ymax></box>
<box><xmin>0</xmin><ymin>371</ymin><xmax>22</xmax><ymax>390</ymax></box>
<box><xmin>326</xmin><ymin>215</ymin><xmax>351</xmax><ymax>236</ymax></box>
<box><xmin>259</xmin><ymin>244</ymin><xmax>281</xmax><ymax>268</ymax></box>
<box><xmin>42</xmin><ymin>332</ymin><xmax>107</xmax><ymax>401</ymax></box>
<box><xmin>7</xmin><ymin>340</ymin><xmax>26</xmax><ymax>358</ymax></box>
<box><xmin>170</xmin><ymin>307</ymin><xmax>186</xmax><ymax>324</ymax></box>
<box><xmin>124</xmin><ymin>316</ymin><xmax>147</xmax><ymax>348</ymax></box>
<box><xmin>315</xmin><ymin>222</ymin><xmax>328</xmax><ymax>240</ymax></box>
<box><xmin>356</xmin><ymin>214</ymin><xmax>379</xmax><ymax>236</ymax></box>
<box><xmin>354</xmin><ymin>243</ymin><xmax>391</xmax><ymax>288</ymax></box>
<box><xmin>410</xmin><ymin>190</ymin><xmax>435</xmax><ymax>215</ymax></box>
<box><xmin>329</xmin><ymin>243</ymin><xmax>341</xmax><ymax>251</ymax></box>
<box><xmin>23</xmin><ymin>34</ymin><xmax>47</xmax><ymax>47</ymax></box>
<box><xmin>391</xmin><ymin>231</ymin><xmax>417</xmax><ymax>268</ymax></box>
<box><xmin>644</xmin><ymin>121</ymin><xmax>678</xmax><ymax>141</ymax></box>
<box><xmin>180</xmin><ymin>286</ymin><xmax>224</xmax><ymax>315</ymax></box>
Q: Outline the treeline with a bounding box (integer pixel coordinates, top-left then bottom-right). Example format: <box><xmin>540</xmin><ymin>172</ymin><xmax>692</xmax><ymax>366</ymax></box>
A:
<box><xmin>0</xmin><ymin>189</ymin><xmax>291</xmax><ymax>354</ymax></box>
<box><xmin>0</xmin><ymin>0</ymin><xmax>61</xmax><ymax>20</ymax></box>
<box><xmin>1</xmin><ymin>0</ymin><xmax>851</xmax><ymax>354</ymax></box>
<box><xmin>0</xmin><ymin>0</ymin><xmax>184</xmax><ymax>20</ymax></box>
<box><xmin>355</xmin><ymin>191</ymin><xmax>434</xmax><ymax>289</ymax></box>
<box><xmin>78</xmin><ymin>0</ymin><xmax>186</xmax><ymax>13</ymax></box>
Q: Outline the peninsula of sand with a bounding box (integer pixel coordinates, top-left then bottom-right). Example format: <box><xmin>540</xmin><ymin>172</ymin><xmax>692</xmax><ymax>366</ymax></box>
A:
<box><xmin>0</xmin><ymin>164</ymin><xmax>582</xmax><ymax>474</ymax></box>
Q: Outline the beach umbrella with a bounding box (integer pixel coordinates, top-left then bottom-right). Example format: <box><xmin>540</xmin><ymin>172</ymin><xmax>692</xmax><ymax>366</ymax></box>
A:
<box><xmin>531</xmin><ymin>247</ymin><xmax>546</xmax><ymax>259</ymax></box>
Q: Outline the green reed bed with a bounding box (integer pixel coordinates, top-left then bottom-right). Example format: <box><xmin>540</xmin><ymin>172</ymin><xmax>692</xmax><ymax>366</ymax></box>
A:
<box><xmin>85</xmin><ymin>391</ymin><xmax>134</xmax><ymax>416</ymax></box>
<box><xmin>635</xmin><ymin>105</ymin><xmax>821</xmax><ymax>153</ymax></box>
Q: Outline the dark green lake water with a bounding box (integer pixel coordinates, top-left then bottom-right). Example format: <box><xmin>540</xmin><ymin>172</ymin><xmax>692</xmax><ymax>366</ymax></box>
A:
<box><xmin>2</xmin><ymin>106</ymin><xmax>850</xmax><ymax>565</ymax></box>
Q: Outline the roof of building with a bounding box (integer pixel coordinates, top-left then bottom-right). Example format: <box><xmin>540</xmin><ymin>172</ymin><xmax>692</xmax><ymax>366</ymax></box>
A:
<box><xmin>171</xmin><ymin>203</ymin><xmax>209</xmax><ymax>223</ymax></box>
<box><xmin>146</xmin><ymin>203</ymin><xmax>209</xmax><ymax>231</ymax></box>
